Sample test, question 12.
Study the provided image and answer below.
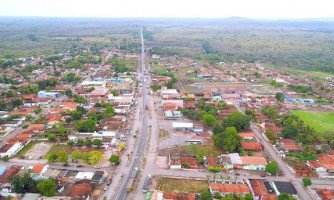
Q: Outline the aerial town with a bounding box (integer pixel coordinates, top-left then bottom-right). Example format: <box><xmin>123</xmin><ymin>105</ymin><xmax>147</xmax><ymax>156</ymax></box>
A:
<box><xmin>0</xmin><ymin>19</ymin><xmax>334</xmax><ymax>200</ymax></box>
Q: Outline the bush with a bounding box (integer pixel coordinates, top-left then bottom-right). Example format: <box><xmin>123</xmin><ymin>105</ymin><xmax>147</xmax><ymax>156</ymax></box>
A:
<box><xmin>286</xmin><ymin>153</ymin><xmax>316</xmax><ymax>160</ymax></box>
<box><xmin>208</xmin><ymin>166</ymin><xmax>222</xmax><ymax>172</ymax></box>
<box><xmin>22</xmin><ymin>124</ymin><xmax>29</xmax><ymax>129</ymax></box>
<box><xmin>182</xmin><ymin>163</ymin><xmax>189</xmax><ymax>168</ymax></box>
<box><xmin>302</xmin><ymin>178</ymin><xmax>312</xmax><ymax>187</ymax></box>
<box><xmin>248</xmin><ymin>151</ymin><xmax>255</xmax><ymax>156</ymax></box>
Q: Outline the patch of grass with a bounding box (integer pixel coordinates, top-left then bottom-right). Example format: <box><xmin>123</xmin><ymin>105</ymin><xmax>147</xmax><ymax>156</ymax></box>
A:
<box><xmin>47</xmin><ymin>144</ymin><xmax>72</xmax><ymax>155</ymax></box>
<box><xmin>291</xmin><ymin>110</ymin><xmax>334</xmax><ymax>133</ymax></box>
<box><xmin>14</xmin><ymin>141</ymin><xmax>37</xmax><ymax>158</ymax></box>
<box><xmin>150</xmin><ymin>65</ymin><xmax>166</xmax><ymax>74</ymax></box>
<box><xmin>158</xmin><ymin>177</ymin><xmax>208</xmax><ymax>193</ymax></box>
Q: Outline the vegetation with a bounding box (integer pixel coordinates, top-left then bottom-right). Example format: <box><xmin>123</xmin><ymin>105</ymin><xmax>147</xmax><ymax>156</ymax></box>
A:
<box><xmin>286</xmin><ymin>153</ymin><xmax>316</xmax><ymax>160</ymax></box>
<box><xmin>202</xmin><ymin>114</ymin><xmax>217</xmax><ymax>126</ymax></box>
<box><xmin>158</xmin><ymin>177</ymin><xmax>209</xmax><ymax>193</ymax></box>
<box><xmin>109</xmin><ymin>155</ymin><xmax>120</xmax><ymax>164</ymax></box>
<box><xmin>302</xmin><ymin>178</ymin><xmax>312</xmax><ymax>187</ymax></box>
<box><xmin>218</xmin><ymin>111</ymin><xmax>250</xmax><ymax>132</ymax></box>
<box><xmin>265</xmin><ymin>162</ymin><xmax>280</xmax><ymax>175</ymax></box>
<box><xmin>37</xmin><ymin>179</ymin><xmax>56</xmax><ymax>196</ymax></box>
<box><xmin>200</xmin><ymin>190</ymin><xmax>213</xmax><ymax>200</ymax></box>
<box><xmin>9</xmin><ymin>172</ymin><xmax>37</xmax><ymax>193</ymax></box>
<box><xmin>278</xmin><ymin>193</ymin><xmax>297</xmax><ymax>200</ymax></box>
<box><xmin>291</xmin><ymin>110</ymin><xmax>334</xmax><ymax>133</ymax></box>
<box><xmin>212</xmin><ymin>127</ymin><xmax>242</xmax><ymax>152</ymax></box>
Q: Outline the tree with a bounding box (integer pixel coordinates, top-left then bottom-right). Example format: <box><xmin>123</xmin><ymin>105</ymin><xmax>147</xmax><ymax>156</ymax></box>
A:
<box><xmin>58</xmin><ymin>127</ymin><xmax>66</xmax><ymax>136</ymax></box>
<box><xmin>93</xmin><ymin>139</ymin><xmax>102</xmax><ymax>147</ymax></box>
<box><xmin>46</xmin><ymin>153</ymin><xmax>57</xmax><ymax>162</ymax></box>
<box><xmin>202</xmin><ymin>114</ymin><xmax>217</xmax><ymax>126</ymax></box>
<box><xmin>221</xmin><ymin>111</ymin><xmax>250</xmax><ymax>132</ymax></box>
<box><xmin>75</xmin><ymin>119</ymin><xmax>96</xmax><ymax>132</ymax></box>
<box><xmin>48</xmin><ymin>134</ymin><xmax>57</xmax><ymax>142</ymax></box>
<box><xmin>57</xmin><ymin>151</ymin><xmax>68</xmax><ymax>163</ymax></box>
<box><xmin>105</xmin><ymin>105</ymin><xmax>115</xmax><ymax>117</ymax></box>
<box><xmin>67</xmin><ymin>140</ymin><xmax>74</xmax><ymax>147</ymax></box>
<box><xmin>9</xmin><ymin>172</ymin><xmax>37</xmax><ymax>193</ymax></box>
<box><xmin>275</xmin><ymin>92</ymin><xmax>285</xmax><ymax>102</ymax></box>
<box><xmin>77</xmin><ymin>138</ymin><xmax>84</xmax><ymax>146</ymax></box>
<box><xmin>85</xmin><ymin>139</ymin><xmax>92</xmax><ymax>147</ymax></box>
<box><xmin>151</xmin><ymin>84</ymin><xmax>160</xmax><ymax>91</ymax></box>
<box><xmin>265</xmin><ymin>162</ymin><xmax>280</xmax><ymax>175</ymax></box>
<box><xmin>245</xmin><ymin>194</ymin><xmax>253</xmax><ymax>200</ymax></box>
<box><xmin>109</xmin><ymin>155</ymin><xmax>120</xmax><ymax>164</ymax></box>
<box><xmin>71</xmin><ymin>150</ymin><xmax>80</xmax><ymax>162</ymax></box>
<box><xmin>65</xmin><ymin>89</ymin><xmax>72</xmax><ymax>97</ymax></box>
<box><xmin>37</xmin><ymin>179</ymin><xmax>56</xmax><ymax>196</ymax></box>
<box><xmin>3</xmin><ymin>155</ymin><xmax>9</xmax><ymax>162</ymax></box>
<box><xmin>302</xmin><ymin>178</ymin><xmax>312</xmax><ymax>187</ymax></box>
<box><xmin>34</xmin><ymin>106</ymin><xmax>42</xmax><ymax>114</ymax></box>
<box><xmin>26</xmin><ymin>114</ymin><xmax>32</xmax><ymax>121</ymax></box>
<box><xmin>278</xmin><ymin>193</ymin><xmax>297</xmax><ymax>200</ymax></box>
<box><xmin>88</xmin><ymin>151</ymin><xmax>103</xmax><ymax>164</ymax></box>
<box><xmin>81</xmin><ymin>152</ymin><xmax>90</xmax><ymax>163</ymax></box>
<box><xmin>212</xmin><ymin>127</ymin><xmax>241</xmax><ymax>152</ymax></box>
<box><xmin>10</xmin><ymin>99</ymin><xmax>22</xmax><ymax>108</ymax></box>
<box><xmin>200</xmin><ymin>189</ymin><xmax>212</xmax><ymax>200</ymax></box>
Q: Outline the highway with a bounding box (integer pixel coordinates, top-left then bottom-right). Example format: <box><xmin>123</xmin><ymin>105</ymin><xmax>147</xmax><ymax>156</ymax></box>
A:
<box><xmin>114</xmin><ymin>27</ymin><xmax>149</xmax><ymax>200</ymax></box>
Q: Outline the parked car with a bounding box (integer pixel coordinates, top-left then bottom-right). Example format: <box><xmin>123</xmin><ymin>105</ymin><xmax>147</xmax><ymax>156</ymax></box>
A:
<box><xmin>107</xmin><ymin>179</ymin><xmax>112</xmax><ymax>185</ymax></box>
<box><xmin>260</xmin><ymin>173</ymin><xmax>266</xmax><ymax>177</ymax></box>
<box><xmin>94</xmin><ymin>165</ymin><xmax>101</xmax><ymax>169</ymax></box>
<box><xmin>77</xmin><ymin>165</ymin><xmax>83</xmax><ymax>168</ymax></box>
<box><xmin>104</xmin><ymin>185</ymin><xmax>109</xmax><ymax>191</ymax></box>
<box><xmin>235</xmin><ymin>173</ymin><xmax>240</xmax><ymax>176</ymax></box>
<box><xmin>63</xmin><ymin>163</ymin><xmax>69</xmax><ymax>167</ymax></box>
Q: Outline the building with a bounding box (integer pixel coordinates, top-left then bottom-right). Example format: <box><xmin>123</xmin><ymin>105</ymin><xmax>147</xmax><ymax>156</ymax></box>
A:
<box><xmin>180</xmin><ymin>157</ymin><xmax>198</xmax><ymax>169</ymax></box>
<box><xmin>165</xmin><ymin>111</ymin><xmax>183</xmax><ymax>119</ymax></box>
<box><xmin>38</xmin><ymin>91</ymin><xmax>60</xmax><ymax>98</ymax></box>
<box><xmin>272</xmin><ymin>181</ymin><xmax>297</xmax><ymax>198</ymax></box>
<box><xmin>172</xmin><ymin>122</ymin><xmax>193</xmax><ymax>131</ymax></box>
<box><xmin>239</xmin><ymin>132</ymin><xmax>256</xmax><ymax>140</ymax></box>
<box><xmin>316</xmin><ymin>188</ymin><xmax>334</xmax><ymax>200</ymax></box>
<box><xmin>209</xmin><ymin>182</ymin><xmax>250</xmax><ymax>196</ymax></box>
<box><xmin>0</xmin><ymin>165</ymin><xmax>22</xmax><ymax>184</ymax></box>
<box><xmin>68</xmin><ymin>183</ymin><xmax>92</xmax><ymax>200</ymax></box>
<box><xmin>241</xmin><ymin>141</ymin><xmax>263</xmax><ymax>151</ymax></box>
<box><xmin>0</xmin><ymin>143</ymin><xmax>24</xmax><ymax>158</ymax></box>
<box><xmin>228</xmin><ymin>153</ymin><xmax>267</xmax><ymax>170</ymax></box>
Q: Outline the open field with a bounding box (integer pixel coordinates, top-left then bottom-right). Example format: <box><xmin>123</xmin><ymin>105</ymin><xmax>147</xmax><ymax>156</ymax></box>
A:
<box><xmin>47</xmin><ymin>144</ymin><xmax>72</xmax><ymax>155</ymax></box>
<box><xmin>158</xmin><ymin>177</ymin><xmax>208</xmax><ymax>193</ymax></box>
<box><xmin>14</xmin><ymin>141</ymin><xmax>37</xmax><ymax>158</ymax></box>
<box><xmin>292</xmin><ymin>110</ymin><xmax>334</xmax><ymax>133</ymax></box>
<box><xmin>159</xmin><ymin>145</ymin><xmax>224</xmax><ymax>157</ymax></box>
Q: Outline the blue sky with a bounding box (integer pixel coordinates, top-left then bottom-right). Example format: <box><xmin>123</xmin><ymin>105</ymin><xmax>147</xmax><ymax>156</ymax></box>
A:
<box><xmin>0</xmin><ymin>0</ymin><xmax>333</xmax><ymax>19</ymax></box>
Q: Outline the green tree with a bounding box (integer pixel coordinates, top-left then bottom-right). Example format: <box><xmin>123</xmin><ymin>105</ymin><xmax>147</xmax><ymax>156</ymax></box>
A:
<box><xmin>71</xmin><ymin>150</ymin><xmax>80</xmax><ymax>162</ymax></box>
<box><xmin>58</xmin><ymin>127</ymin><xmax>66</xmax><ymax>136</ymax></box>
<box><xmin>67</xmin><ymin>140</ymin><xmax>74</xmax><ymax>147</ymax></box>
<box><xmin>9</xmin><ymin>172</ymin><xmax>37</xmax><ymax>193</ymax></box>
<box><xmin>75</xmin><ymin>119</ymin><xmax>96</xmax><ymax>132</ymax></box>
<box><xmin>77</xmin><ymin>138</ymin><xmax>84</xmax><ymax>146</ymax></box>
<box><xmin>88</xmin><ymin>151</ymin><xmax>103</xmax><ymax>164</ymax></box>
<box><xmin>151</xmin><ymin>84</ymin><xmax>160</xmax><ymax>91</ymax></box>
<box><xmin>85</xmin><ymin>139</ymin><xmax>92</xmax><ymax>147</ymax></box>
<box><xmin>200</xmin><ymin>189</ymin><xmax>212</xmax><ymax>200</ymax></box>
<box><xmin>26</xmin><ymin>114</ymin><xmax>32</xmax><ymax>121</ymax></box>
<box><xmin>34</xmin><ymin>106</ymin><xmax>42</xmax><ymax>114</ymax></box>
<box><xmin>202</xmin><ymin>114</ymin><xmax>217</xmax><ymax>126</ymax></box>
<box><xmin>65</xmin><ymin>89</ymin><xmax>72</xmax><ymax>97</ymax></box>
<box><xmin>278</xmin><ymin>193</ymin><xmax>297</xmax><ymax>200</ymax></box>
<box><xmin>275</xmin><ymin>92</ymin><xmax>285</xmax><ymax>102</ymax></box>
<box><xmin>3</xmin><ymin>155</ymin><xmax>9</xmax><ymax>162</ymax></box>
<box><xmin>46</xmin><ymin>153</ymin><xmax>57</xmax><ymax>162</ymax></box>
<box><xmin>221</xmin><ymin>111</ymin><xmax>250</xmax><ymax>132</ymax></box>
<box><xmin>265</xmin><ymin>162</ymin><xmax>280</xmax><ymax>175</ymax></box>
<box><xmin>109</xmin><ymin>155</ymin><xmax>120</xmax><ymax>164</ymax></box>
<box><xmin>105</xmin><ymin>105</ymin><xmax>115</xmax><ymax>117</ymax></box>
<box><xmin>37</xmin><ymin>179</ymin><xmax>56</xmax><ymax>196</ymax></box>
<box><xmin>48</xmin><ymin>134</ymin><xmax>57</xmax><ymax>142</ymax></box>
<box><xmin>81</xmin><ymin>152</ymin><xmax>90</xmax><ymax>163</ymax></box>
<box><xmin>57</xmin><ymin>151</ymin><xmax>68</xmax><ymax>163</ymax></box>
<box><xmin>302</xmin><ymin>178</ymin><xmax>312</xmax><ymax>187</ymax></box>
<box><xmin>93</xmin><ymin>139</ymin><xmax>102</xmax><ymax>147</ymax></box>
<box><xmin>212</xmin><ymin>127</ymin><xmax>241</xmax><ymax>152</ymax></box>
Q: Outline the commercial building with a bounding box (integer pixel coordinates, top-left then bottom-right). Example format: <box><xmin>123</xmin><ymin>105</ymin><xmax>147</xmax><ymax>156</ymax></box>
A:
<box><xmin>38</xmin><ymin>91</ymin><xmax>60</xmax><ymax>98</ymax></box>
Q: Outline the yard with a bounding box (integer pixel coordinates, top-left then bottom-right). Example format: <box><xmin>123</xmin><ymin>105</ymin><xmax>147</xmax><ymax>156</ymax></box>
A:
<box><xmin>291</xmin><ymin>110</ymin><xmax>334</xmax><ymax>133</ymax></box>
<box><xmin>158</xmin><ymin>177</ymin><xmax>209</xmax><ymax>193</ymax></box>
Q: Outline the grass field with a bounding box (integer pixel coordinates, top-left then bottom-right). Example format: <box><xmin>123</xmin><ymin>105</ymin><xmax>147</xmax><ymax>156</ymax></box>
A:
<box><xmin>292</xmin><ymin>110</ymin><xmax>334</xmax><ymax>133</ymax></box>
<box><xmin>47</xmin><ymin>144</ymin><xmax>72</xmax><ymax>155</ymax></box>
<box><xmin>158</xmin><ymin>177</ymin><xmax>208</xmax><ymax>193</ymax></box>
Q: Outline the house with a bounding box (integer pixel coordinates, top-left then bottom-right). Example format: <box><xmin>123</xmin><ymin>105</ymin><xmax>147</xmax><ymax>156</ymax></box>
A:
<box><xmin>241</xmin><ymin>141</ymin><xmax>263</xmax><ymax>151</ymax></box>
<box><xmin>278</xmin><ymin>139</ymin><xmax>300</xmax><ymax>153</ymax></box>
<box><xmin>1</xmin><ymin>120</ymin><xmax>22</xmax><ymax>127</ymax></box>
<box><xmin>207</xmin><ymin>156</ymin><xmax>219</xmax><ymax>167</ymax></box>
<box><xmin>272</xmin><ymin>181</ymin><xmax>297</xmax><ymax>198</ymax></box>
<box><xmin>0</xmin><ymin>165</ymin><xmax>22</xmax><ymax>185</ymax></box>
<box><xmin>239</xmin><ymin>132</ymin><xmax>256</xmax><ymax>140</ymax></box>
<box><xmin>59</xmin><ymin>102</ymin><xmax>78</xmax><ymax>111</ymax></box>
<box><xmin>0</xmin><ymin>143</ymin><xmax>24</xmax><ymax>158</ymax></box>
<box><xmin>91</xmin><ymin>171</ymin><xmax>108</xmax><ymax>185</ymax></box>
<box><xmin>316</xmin><ymin>188</ymin><xmax>334</xmax><ymax>200</ymax></box>
<box><xmin>31</xmin><ymin>164</ymin><xmax>49</xmax><ymax>175</ymax></box>
<box><xmin>209</xmin><ymin>182</ymin><xmax>250</xmax><ymax>196</ymax></box>
<box><xmin>249</xmin><ymin>179</ymin><xmax>275</xmax><ymax>200</ymax></box>
<box><xmin>91</xmin><ymin>89</ymin><xmax>109</xmax><ymax>97</ymax></box>
<box><xmin>307</xmin><ymin>161</ymin><xmax>327</xmax><ymax>172</ymax></box>
<box><xmin>21</xmin><ymin>193</ymin><xmax>40</xmax><ymax>200</ymax></box>
<box><xmin>180</xmin><ymin>157</ymin><xmax>198</xmax><ymax>169</ymax></box>
<box><xmin>169</xmin><ymin>154</ymin><xmax>182</xmax><ymax>169</ymax></box>
<box><xmin>67</xmin><ymin>183</ymin><xmax>92</xmax><ymax>200</ymax></box>
<box><xmin>38</xmin><ymin>91</ymin><xmax>60</xmax><ymax>98</ymax></box>
<box><xmin>241</xmin><ymin>156</ymin><xmax>267</xmax><ymax>170</ymax></box>
<box><xmin>317</xmin><ymin>154</ymin><xmax>334</xmax><ymax>172</ymax></box>
<box><xmin>165</xmin><ymin>111</ymin><xmax>183</xmax><ymax>119</ymax></box>
<box><xmin>75</xmin><ymin>172</ymin><xmax>94</xmax><ymax>180</ymax></box>
<box><xmin>161</xmin><ymin>191</ymin><xmax>197</xmax><ymax>200</ymax></box>
<box><xmin>46</xmin><ymin>113</ymin><xmax>62</xmax><ymax>126</ymax></box>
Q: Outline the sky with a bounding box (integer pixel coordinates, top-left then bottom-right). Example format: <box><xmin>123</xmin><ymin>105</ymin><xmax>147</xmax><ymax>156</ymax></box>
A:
<box><xmin>0</xmin><ymin>0</ymin><xmax>333</xmax><ymax>19</ymax></box>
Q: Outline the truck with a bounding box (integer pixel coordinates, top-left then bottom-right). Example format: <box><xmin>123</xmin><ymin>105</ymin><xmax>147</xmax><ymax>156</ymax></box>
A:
<box><xmin>139</xmin><ymin>91</ymin><xmax>142</xmax><ymax>97</ymax></box>
<box><xmin>142</xmin><ymin>175</ymin><xmax>151</xmax><ymax>192</ymax></box>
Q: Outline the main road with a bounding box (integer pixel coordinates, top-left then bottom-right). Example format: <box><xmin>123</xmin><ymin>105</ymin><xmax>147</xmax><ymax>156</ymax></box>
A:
<box><xmin>114</xmin><ymin>27</ymin><xmax>149</xmax><ymax>200</ymax></box>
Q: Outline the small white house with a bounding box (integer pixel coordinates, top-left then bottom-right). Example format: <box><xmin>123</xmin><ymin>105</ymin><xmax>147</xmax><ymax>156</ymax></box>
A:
<box><xmin>0</xmin><ymin>143</ymin><xmax>24</xmax><ymax>157</ymax></box>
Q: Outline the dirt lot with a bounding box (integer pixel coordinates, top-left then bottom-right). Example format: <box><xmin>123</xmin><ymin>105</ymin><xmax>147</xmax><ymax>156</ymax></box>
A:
<box><xmin>157</xmin><ymin>177</ymin><xmax>209</xmax><ymax>193</ymax></box>
<box><xmin>24</xmin><ymin>142</ymin><xmax>52</xmax><ymax>160</ymax></box>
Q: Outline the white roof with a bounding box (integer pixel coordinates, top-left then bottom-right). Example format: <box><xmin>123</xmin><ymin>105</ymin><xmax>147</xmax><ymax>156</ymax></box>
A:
<box><xmin>229</xmin><ymin>153</ymin><xmax>242</xmax><ymax>164</ymax></box>
<box><xmin>92</xmin><ymin>131</ymin><xmax>116</xmax><ymax>138</ymax></box>
<box><xmin>81</xmin><ymin>81</ymin><xmax>104</xmax><ymax>86</ymax></box>
<box><xmin>172</xmin><ymin>122</ymin><xmax>193</xmax><ymax>128</ymax></box>
<box><xmin>160</xmin><ymin>89</ymin><xmax>178</xmax><ymax>94</ymax></box>
<box><xmin>75</xmin><ymin>172</ymin><xmax>94</xmax><ymax>180</ymax></box>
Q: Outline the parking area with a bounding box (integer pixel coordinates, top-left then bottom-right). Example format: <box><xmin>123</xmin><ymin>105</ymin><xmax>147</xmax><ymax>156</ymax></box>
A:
<box><xmin>24</xmin><ymin>142</ymin><xmax>52</xmax><ymax>160</ymax></box>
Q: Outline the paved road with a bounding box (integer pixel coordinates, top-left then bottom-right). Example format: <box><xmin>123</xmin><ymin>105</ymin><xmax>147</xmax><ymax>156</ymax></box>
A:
<box><xmin>114</xmin><ymin>27</ymin><xmax>149</xmax><ymax>200</ymax></box>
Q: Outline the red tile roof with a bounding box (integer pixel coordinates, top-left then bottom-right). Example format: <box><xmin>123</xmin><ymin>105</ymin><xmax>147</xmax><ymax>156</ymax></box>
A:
<box><xmin>249</xmin><ymin>179</ymin><xmax>268</xmax><ymax>197</ymax></box>
<box><xmin>32</xmin><ymin>164</ymin><xmax>47</xmax><ymax>174</ymax></box>
<box><xmin>68</xmin><ymin>183</ymin><xmax>92</xmax><ymax>198</ymax></box>
<box><xmin>210</xmin><ymin>183</ymin><xmax>250</xmax><ymax>194</ymax></box>
<box><xmin>207</xmin><ymin>157</ymin><xmax>218</xmax><ymax>167</ymax></box>
<box><xmin>0</xmin><ymin>166</ymin><xmax>22</xmax><ymax>184</ymax></box>
<box><xmin>241</xmin><ymin>141</ymin><xmax>262</xmax><ymax>150</ymax></box>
